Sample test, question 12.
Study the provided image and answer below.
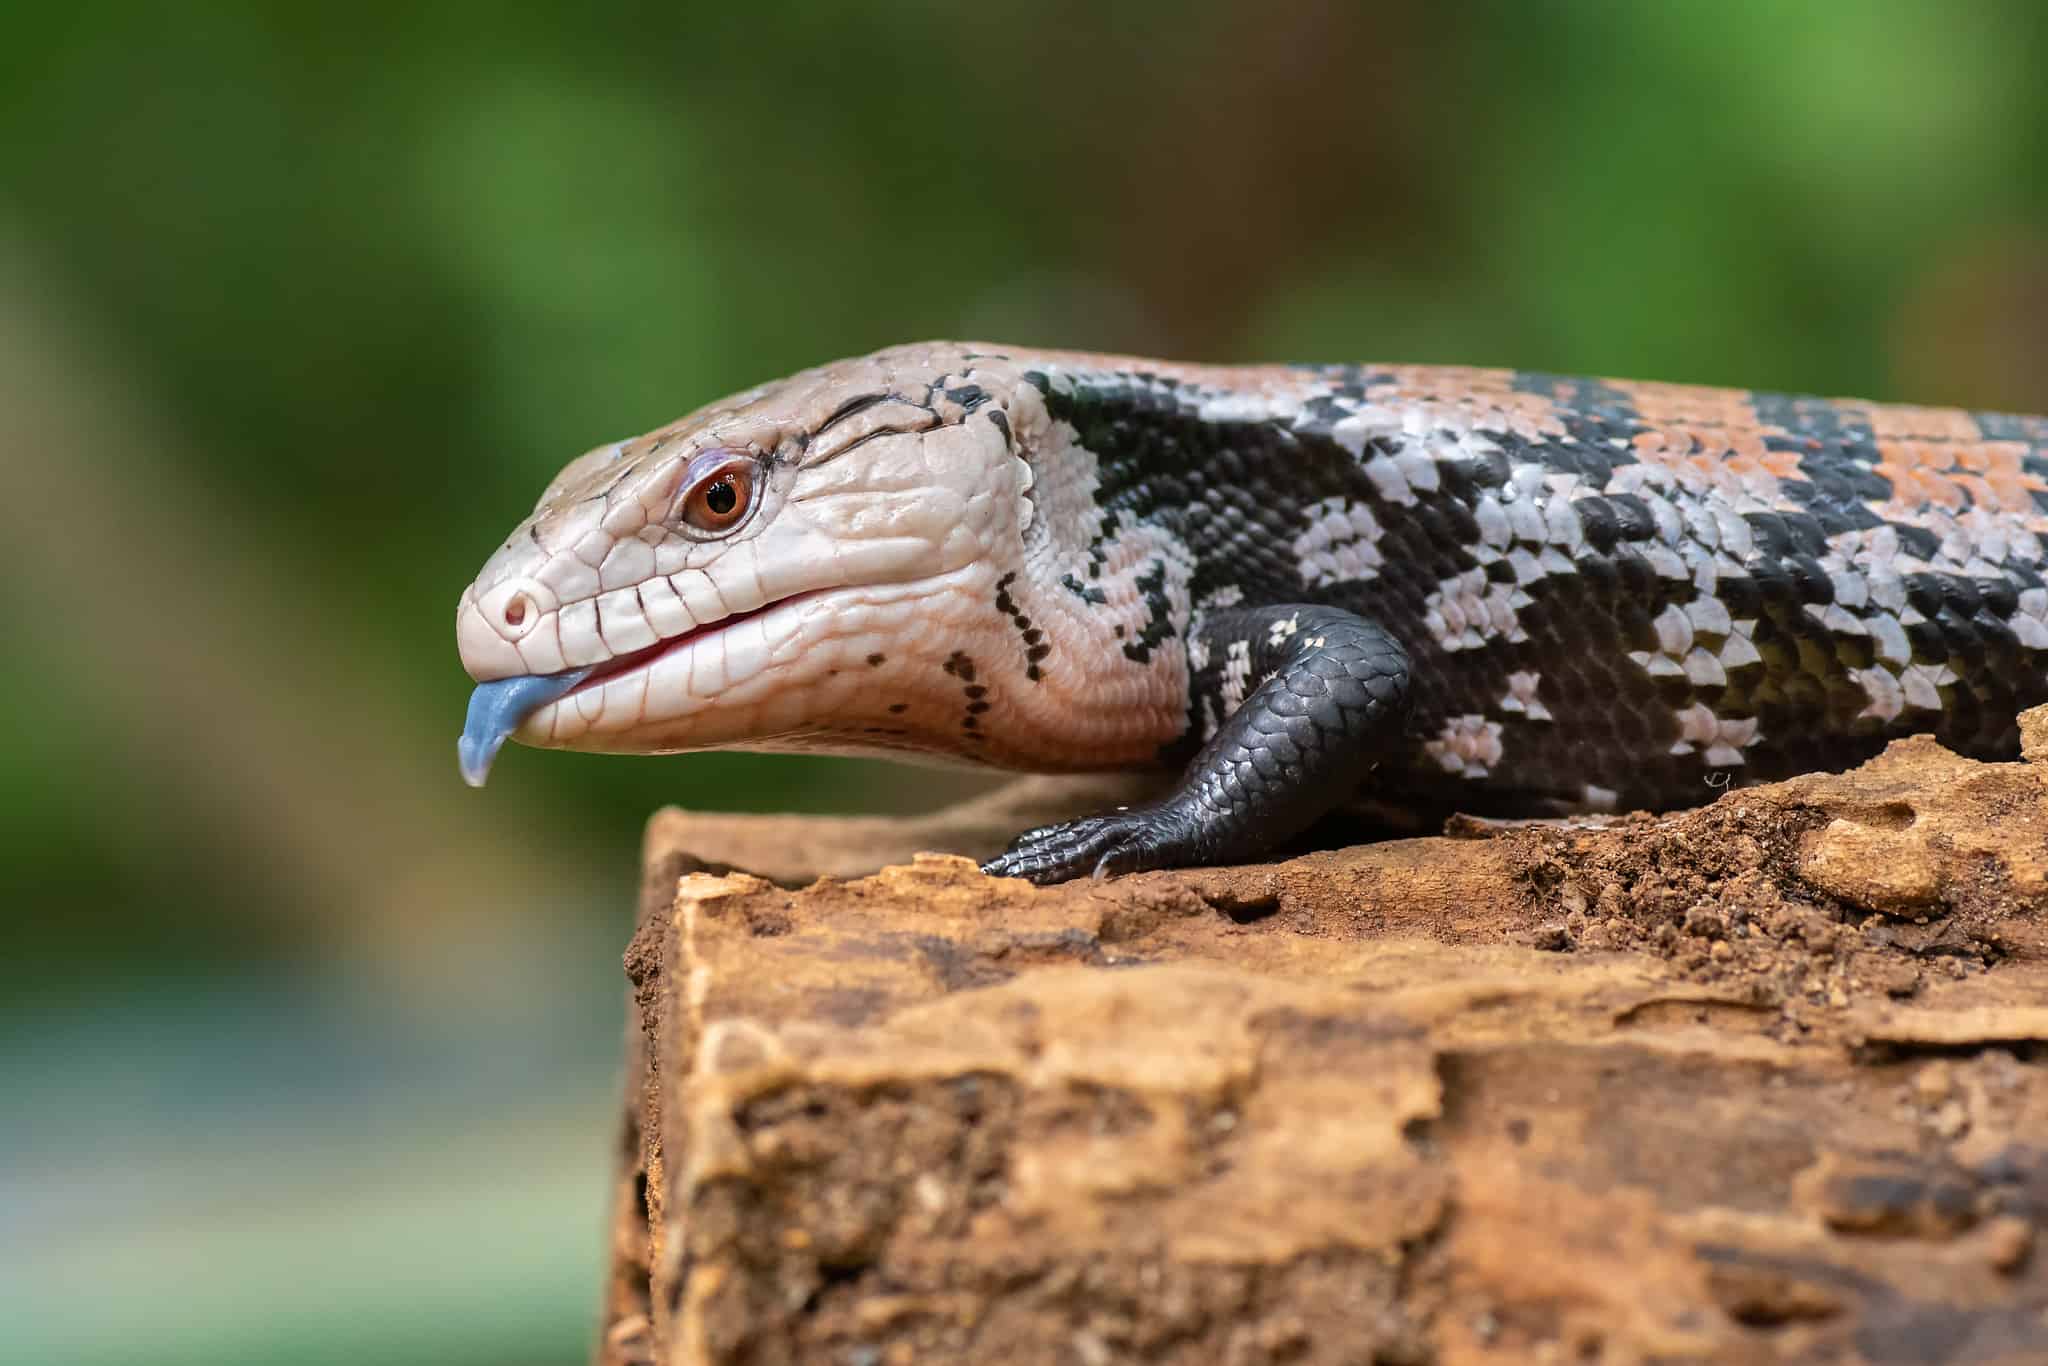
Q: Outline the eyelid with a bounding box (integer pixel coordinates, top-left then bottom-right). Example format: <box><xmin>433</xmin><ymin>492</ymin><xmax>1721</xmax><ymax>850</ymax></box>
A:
<box><xmin>678</xmin><ymin>447</ymin><xmax>751</xmax><ymax>491</ymax></box>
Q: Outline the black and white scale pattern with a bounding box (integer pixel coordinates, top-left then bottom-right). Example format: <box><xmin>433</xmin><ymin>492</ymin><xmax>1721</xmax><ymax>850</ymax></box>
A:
<box><xmin>1021</xmin><ymin>357</ymin><xmax>2048</xmax><ymax>819</ymax></box>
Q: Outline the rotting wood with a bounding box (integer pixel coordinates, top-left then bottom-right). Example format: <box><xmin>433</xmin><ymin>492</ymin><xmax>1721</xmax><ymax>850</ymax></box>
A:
<box><xmin>600</xmin><ymin>715</ymin><xmax>2048</xmax><ymax>1365</ymax></box>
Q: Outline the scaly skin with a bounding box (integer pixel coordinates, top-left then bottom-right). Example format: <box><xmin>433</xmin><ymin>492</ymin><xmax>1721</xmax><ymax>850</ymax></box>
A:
<box><xmin>455</xmin><ymin>341</ymin><xmax>2048</xmax><ymax>882</ymax></box>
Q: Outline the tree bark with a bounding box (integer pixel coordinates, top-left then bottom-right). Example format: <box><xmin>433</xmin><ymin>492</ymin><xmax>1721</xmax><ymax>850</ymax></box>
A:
<box><xmin>600</xmin><ymin>716</ymin><xmax>2048</xmax><ymax>1365</ymax></box>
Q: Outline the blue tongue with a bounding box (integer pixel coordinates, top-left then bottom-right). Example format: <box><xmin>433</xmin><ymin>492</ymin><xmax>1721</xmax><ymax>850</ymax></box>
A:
<box><xmin>458</xmin><ymin>669</ymin><xmax>591</xmax><ymax>787</ymax></box>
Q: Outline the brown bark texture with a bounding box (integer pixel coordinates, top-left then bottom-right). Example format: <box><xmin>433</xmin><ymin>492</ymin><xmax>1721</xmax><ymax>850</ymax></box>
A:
<box><xmin>599</xmin><ymin>715</ymin><xmax>2048</xmax><ymax>1366</ymax></box>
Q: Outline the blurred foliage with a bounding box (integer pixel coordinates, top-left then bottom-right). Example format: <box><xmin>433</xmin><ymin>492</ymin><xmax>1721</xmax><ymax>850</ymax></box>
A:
<box><xmin>1</xmin><ymin>1</ymin><xmax>2042</xmax><ymax>1362</ymax></box>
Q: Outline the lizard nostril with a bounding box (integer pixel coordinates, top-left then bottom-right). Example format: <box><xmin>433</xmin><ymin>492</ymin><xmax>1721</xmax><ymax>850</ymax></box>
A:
<box><xmin>503</xmin><ymin>595</ymin><xmax>530</xmax><ymax>629</ymax></box>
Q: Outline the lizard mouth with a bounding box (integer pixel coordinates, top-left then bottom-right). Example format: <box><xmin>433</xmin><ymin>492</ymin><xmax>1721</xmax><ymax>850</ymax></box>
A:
<box><xmin>457</xmin><ymin>590</ymin><xmax>819</xmax><ymax>786</ymax></box>
<box><xmin>563</xmin><ymin>591</ymin><xmax>817</xmax><ymax>696</ymax></box>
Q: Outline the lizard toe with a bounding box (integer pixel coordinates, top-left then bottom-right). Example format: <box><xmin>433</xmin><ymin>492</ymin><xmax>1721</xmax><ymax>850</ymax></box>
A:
<box><xmin>982</xmin><ymin>807</ymin><xmax>1182</xmax><ymax>884</ymax></box>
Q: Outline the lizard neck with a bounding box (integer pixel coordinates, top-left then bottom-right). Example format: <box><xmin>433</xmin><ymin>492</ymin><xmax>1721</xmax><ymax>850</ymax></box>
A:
<box><xmin>943</xmin><ymin>368</ymin><xmax>1236</xmax><ymax>772</ymax></box>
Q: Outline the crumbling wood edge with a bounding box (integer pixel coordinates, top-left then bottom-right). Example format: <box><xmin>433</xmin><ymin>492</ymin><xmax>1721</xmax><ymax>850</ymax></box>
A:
<box><xmin>598</xmin><ymin>722</ymin><xmax>2048</xmax><ymax>1365</ymax></box>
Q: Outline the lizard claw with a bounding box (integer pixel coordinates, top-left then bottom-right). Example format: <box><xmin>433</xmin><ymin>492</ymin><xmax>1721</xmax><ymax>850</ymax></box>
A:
<box><xmin>980</xmin><ymin>806</ymin><xmax>1189</xmax><ymax>885</ymax></box>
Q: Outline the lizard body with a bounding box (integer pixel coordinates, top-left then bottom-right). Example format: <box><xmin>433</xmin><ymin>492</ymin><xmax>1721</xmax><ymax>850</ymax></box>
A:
<box><xmin>455</xmin><ymin>342</ymin><xmax>2048</xmax><ymax>882</ymax></box>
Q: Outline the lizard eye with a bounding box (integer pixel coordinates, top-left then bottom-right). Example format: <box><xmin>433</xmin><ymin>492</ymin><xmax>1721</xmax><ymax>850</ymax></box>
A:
<box><xmin>673</xmin><ymin>450</ymin><xmax>761</xmax><ymax>538</ymax></box>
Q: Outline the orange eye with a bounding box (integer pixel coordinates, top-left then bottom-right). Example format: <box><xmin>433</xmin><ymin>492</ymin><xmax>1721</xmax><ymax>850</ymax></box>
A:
<box><xmin>676</xmin><ymin>455</ymin><xmax>757</xmax><ymax>536</ymax></box>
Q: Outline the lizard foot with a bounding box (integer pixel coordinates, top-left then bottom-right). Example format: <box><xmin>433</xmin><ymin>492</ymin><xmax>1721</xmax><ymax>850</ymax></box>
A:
<box><xmin>980</xmin><ymin>803</ymin><xmax>1200</xmax><ymax>884</ymax></box>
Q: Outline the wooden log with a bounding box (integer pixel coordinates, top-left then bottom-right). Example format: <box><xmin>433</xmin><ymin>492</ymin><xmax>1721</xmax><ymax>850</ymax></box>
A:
<box><xmin>600</xmin><ymin>718</ymin><xmax>2048</xmax><ymax>1365</ymax></box>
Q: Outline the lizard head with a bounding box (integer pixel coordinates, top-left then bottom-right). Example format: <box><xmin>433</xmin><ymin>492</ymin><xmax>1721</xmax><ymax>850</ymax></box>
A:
<box><xmin>453</xmin><ymin>343</ymin><xmax>1039</xmax><ymax>785</ymax></box>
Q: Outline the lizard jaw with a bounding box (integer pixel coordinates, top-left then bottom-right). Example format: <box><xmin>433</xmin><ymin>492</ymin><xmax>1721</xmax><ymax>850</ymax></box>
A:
<box><xmin>455</xmin><ymin>590</ymin><xmax>821</xmax><ymax>786</ymax></box>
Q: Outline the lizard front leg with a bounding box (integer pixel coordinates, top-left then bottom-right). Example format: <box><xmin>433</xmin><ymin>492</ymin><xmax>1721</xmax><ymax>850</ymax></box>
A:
<box><xmin>983</xmin><ymin>606</ymin><xmax>1413</xmax><ymax>883</ymax></box>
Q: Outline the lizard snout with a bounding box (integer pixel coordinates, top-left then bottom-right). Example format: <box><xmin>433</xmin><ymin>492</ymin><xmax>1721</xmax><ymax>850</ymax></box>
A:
<box><xmin>456</xmin><ymin>577</ymin><xmax>563</xmax><ymax>681</ymax></box>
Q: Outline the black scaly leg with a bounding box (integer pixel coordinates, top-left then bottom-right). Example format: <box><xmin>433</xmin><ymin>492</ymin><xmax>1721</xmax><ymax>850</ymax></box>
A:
<box><xmin>983</xmin><ymin>606</ymin><xmax>1412</xmax><ymax>883</ymax></box>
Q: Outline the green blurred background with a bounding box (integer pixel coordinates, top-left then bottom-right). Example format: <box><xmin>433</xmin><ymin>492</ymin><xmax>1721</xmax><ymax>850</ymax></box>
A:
<box><xmin>2</xmin><ymin>2</ymin><xmax>2042</xmax><ymax>1361</ymax></box>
